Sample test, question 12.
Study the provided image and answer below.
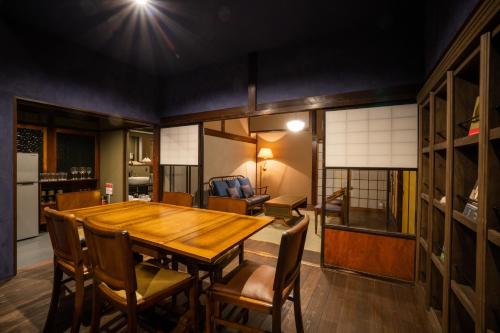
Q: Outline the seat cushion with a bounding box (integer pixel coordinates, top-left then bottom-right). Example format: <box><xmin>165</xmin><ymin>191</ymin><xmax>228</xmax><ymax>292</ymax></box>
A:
<box><xmin>246</xmin><ymin>194</ymin><xmax>271</xmax><ymax>206</ymax></box>
<box><xmin>226</xmin><ymin>179</ymin><xmax>243</xmax><ymax>198</ymax></box>
<box><xmin>106</xmin><ymin>262</ymin><xmax>191</xmax><ymax>302</ymax></box>
<box><xmin>238</xmin><ymin>177</ymin><xmax>254</xmax><ymax>196</ymax></box>
<box><xmin>213</xmin><ymin>180</ymin><xmax>229</xmax><ymax>197</ymax></box>
<box><xmin>211</xmin><ymin>261</ymin><xmax>275</xmax><ymax>304</ymax></box>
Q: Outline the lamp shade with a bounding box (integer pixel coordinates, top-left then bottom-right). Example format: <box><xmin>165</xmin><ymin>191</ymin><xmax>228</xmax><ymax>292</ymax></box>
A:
<box><xmin>257</xmin><ymin>148</ymin><xmax>274</xmax><ymax>159</ymax></box>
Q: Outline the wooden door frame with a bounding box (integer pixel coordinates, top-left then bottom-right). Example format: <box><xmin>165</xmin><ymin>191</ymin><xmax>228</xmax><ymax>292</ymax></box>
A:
<box><xmin>12</xmin><ymin>96</ymin><xmax>155</xmax><ymax>276</ymax></box>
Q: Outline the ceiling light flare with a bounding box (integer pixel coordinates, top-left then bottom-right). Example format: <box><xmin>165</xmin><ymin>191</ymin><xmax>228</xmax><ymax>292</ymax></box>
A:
<box><xmin>134</xmin><ymin>0</ymin><xmax>149</xmax><ymax>7</ymax></box>
<box><xmin>287</xmin><ymin>119</ymin><xmax>305</xmax><ymax>132</ymax></box>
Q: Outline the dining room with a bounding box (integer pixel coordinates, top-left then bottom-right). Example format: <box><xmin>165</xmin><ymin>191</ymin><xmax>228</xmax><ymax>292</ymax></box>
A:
<box><xmin>1</xmin><ymin>1</ymin><xmax>499</xmax><ymax>332</ymax></box>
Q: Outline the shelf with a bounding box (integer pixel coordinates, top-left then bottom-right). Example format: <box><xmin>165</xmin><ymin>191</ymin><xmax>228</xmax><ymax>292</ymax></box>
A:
<box><xmin>434</xmin><ymin>142</ymin><xmax>447</xmax><ymax>151</ymax></box>
<box><xmin>40</xmin><ymin>178</ymin><xmax>99</xmax><ymax>184</ymax></box>
<box><xmin>490</xmin><ymin>127</ymin><xmax>500</xmax><ymax>141</ymax></box>
<box><xmin>433</xmin><ymin>199</ymin><xmax>446</xmax><ymax>213</ymax></box>
<box><xmin>429</xmin><ymin>307</ymin><xmax>443</xmax><ymax>332</ymax></box>
<box><xmin>454</xmin><ymin>134</ymin><xmax>479</xmax><ymax>148</ymax></box>
<box><xmin>453</xmin><ymin>209</ymin><xmax>477</xmax><ymax>232</ymax></box>
<box><xmin>488</xmin><ymin>229</ymin><xmax>500</xmax><ymax>247</ymax></box>
<box><xmin>419</xmin><ymin>237</ymin><xmax>428</xmax><ymax>252</ymax></box>
<box><xmin>451</xmin><ymin>280</ymin><xmax>477</xmax><ymax>321</ymax></box>
<box><xmin>421</xmin><ymin>193</ymin><xmax>429</xmax><ymax>202</ymax></box>
<box><xmin>431</xmin><ymin>253</ymin><xmax>445</xmax><ymax>276</ymax></box>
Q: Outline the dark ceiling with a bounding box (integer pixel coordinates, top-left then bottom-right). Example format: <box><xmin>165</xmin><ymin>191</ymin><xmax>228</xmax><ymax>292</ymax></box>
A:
<box><xmin>0</xmin><ymin>0</ymin><xmax>423</xmax><ymax>76</ymax></box>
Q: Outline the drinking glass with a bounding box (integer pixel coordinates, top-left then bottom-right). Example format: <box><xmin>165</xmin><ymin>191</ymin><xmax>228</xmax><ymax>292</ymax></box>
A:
<box><xmin>86</xmin><ymin>167</ymin><xmax>92</xmax><ymax>179</ymax></box>
<box><xmin>79</xmin><ymin>167</ymin><xmax>85</xmax><ymax>179</ymax></box>
<box><xmin>70</xmin><ymin>167</ymin><xmax>77</xmax><ymax>180</ymax></box>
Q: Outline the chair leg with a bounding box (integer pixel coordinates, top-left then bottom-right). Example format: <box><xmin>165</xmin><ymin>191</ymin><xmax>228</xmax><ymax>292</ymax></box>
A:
<box><xmin>126</xmin><ymin>309</ymin><xmax>138</xmax><ymax>333</ymax></box>
<box><xmin>293</xmin><ymin>278</ymin><xmax>304</xmax><ymax>333</ymax></box>
<box><xmin>43</xmin><ymin>262</ymin><xmax>63</xmax><ymax>333</ymax></box>
<box><xmin>271</xmin><ymin>306</ymin><xmax>282</xmax><ymax>333</ymax></box>
<box><xmin>71</xmin><ymin>274</ymin><xmax>85</xmax><ymax>333</ymax></box>
<box><xmin>188</xmin><ymin>281</ymin><xmax>198</xmax><ymax>333</ymax></box>
<box><xmin>238</xmin><ymin>243</ymin><xmax>244</xmax><ymax>264</ymax></box>
<box><xmin>90</xmin><ymin>285</ymin><xmax>102</xmax><ymax>333</ymax></box>
<box><xmin>205</xmin><ymin>291</ymin><xmax>213</xmax><ymax>333</ymax></box>
<box><xmin>314</xmin><ymin>210</ymin><xmax>318</xmax><ymax>234</ymax></box>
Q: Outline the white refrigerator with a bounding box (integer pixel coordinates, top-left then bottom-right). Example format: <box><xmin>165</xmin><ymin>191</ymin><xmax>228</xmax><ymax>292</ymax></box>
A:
<box><xmin>17</xmin><ymin>153</ymin><xmax>39</xmax><ymax>240</ymax></box>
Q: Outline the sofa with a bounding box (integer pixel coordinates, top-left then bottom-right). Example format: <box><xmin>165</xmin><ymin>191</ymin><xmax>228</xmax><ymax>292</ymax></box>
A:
<box><xmin>208</xmin><ymin>175</ymin><xmax>270</xmax><ymax>213</ymax></box>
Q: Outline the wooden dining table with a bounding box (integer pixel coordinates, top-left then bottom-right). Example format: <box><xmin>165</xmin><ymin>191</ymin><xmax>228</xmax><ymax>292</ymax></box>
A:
<box><xmin>65</xmin><ymin>200</ymin><xmax>274</xmax><ymax>327</ymax></box>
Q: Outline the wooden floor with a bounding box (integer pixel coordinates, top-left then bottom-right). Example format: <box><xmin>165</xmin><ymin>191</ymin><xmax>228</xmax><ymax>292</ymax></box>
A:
<box><xmin>0</xmin><ymin>240</ymin><xmax>429</xmax><ymax>332</ymax></box>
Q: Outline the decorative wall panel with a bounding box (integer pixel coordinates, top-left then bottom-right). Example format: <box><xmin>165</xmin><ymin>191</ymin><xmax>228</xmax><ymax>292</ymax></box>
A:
<box><xmin>160</xmin><ymin>125</ymin><xmax>199</xmax><ymax>165</ymax></box>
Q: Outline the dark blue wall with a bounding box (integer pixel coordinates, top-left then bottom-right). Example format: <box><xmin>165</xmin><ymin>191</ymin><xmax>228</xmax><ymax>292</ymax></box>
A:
<box><xmin>0</xmin><ymin>23</ymin><xmax>158</xmax><ymax>280</ymax></box>
<box><xmin>160</xmin><ymin>34</ymin><xmax>423</xmax><ymax>116</ymax></box>
<box><xmin>424</xmin><ymin>0</ymin><xmax>479</xmax><ymax>74</ymax></box>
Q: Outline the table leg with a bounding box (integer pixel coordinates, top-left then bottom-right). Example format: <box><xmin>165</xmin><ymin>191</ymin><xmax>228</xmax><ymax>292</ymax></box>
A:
<box><xmin>187</xmin><ymin>263</ymin><xmax>201</xmax><ymax>331</ymax></box>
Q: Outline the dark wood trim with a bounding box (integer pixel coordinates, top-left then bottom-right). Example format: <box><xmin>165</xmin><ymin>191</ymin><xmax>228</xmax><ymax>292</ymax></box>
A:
<box><xmin>198</xmin><ymin>124</ymin><xmax>204</xmax><ymax>208</ymax></box>
<box><xmin>12</xmin><ymin>97</ymin><xmax>18</xmax><ymax>277</ymax></box>
<box><xmin>204</xmin><ymin>128</ymin><xmax>257</xmax><ymax>144</ymax></box>
<box><xmin>123</xmin><ymin>130</ymin><xmax>129</xmax><ymax>202</ymax></box>
<box><xmin>161</xmin><ymin>84</ymin><xmax>418</xmax><ymax>126</ymax></box>
<box><xmin>417</xmin><ymin>0</ymin><xmax>500</xmax><ymax>102</ymax></box>
<box><xmin>221</xmin><ymin>120</ymin><xmax>226</xmax><ymax>133</ymax></box>
<box><xmin>16</xmin><ymin>96</ymin><xmax>153</xmax><ymax>129</ymax></box>
<box><xmin>152</xmin><ymin>125</ymin><xmax>161</xmax><ymax>202</ymax></box>
<box><xmin>248</xmin><ymin>52</ymin><xmax>257</xmax><ymax>115</ymax></box>
<box><xmin>310</xmin><ymin>110</ymin><xmax>318</xmax><ymax>206</ymax></box>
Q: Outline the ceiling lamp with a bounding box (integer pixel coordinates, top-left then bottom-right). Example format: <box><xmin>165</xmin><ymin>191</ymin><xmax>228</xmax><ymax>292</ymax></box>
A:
<box><xmin>286</xmin><ymin>119</ymin><xmax>305</xmax><ymax>132</ymax></box>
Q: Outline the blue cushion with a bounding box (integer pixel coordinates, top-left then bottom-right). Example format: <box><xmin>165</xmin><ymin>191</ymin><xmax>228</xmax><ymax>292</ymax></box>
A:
<box><xmin>227</xmin><ymin>187</ymin><xmax>240</xmax><ymax>199</ymax></box>
<box><xmin>238</xmin><ymin>177</ymin><xmax>254</xmax><ymax>196</ymax></box>
<box><xmin>213</xmin><ymin>180</ymin><xmax>229</xmax><ymax>197</ymax></box>
<box><xmin>226</xmin><ymin>179</ymin><xmax>243</xmax><ymax>198</ymax></box>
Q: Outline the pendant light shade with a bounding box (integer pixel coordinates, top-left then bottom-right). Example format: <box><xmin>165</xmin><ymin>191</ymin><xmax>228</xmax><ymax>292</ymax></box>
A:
<box><xmin>286</xmin><ymin>119</ymin><xmax>305</xmax><ymax>132</ymax></box>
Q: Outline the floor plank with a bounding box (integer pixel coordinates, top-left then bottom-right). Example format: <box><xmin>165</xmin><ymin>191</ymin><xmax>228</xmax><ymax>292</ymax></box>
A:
<box><xmin>0</xmin><ymin>240</ymin><xmax>429</xmax><ymax>332</ymax></box>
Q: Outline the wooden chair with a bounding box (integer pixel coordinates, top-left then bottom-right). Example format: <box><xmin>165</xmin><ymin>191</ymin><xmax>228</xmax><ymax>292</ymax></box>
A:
<box><xmin>82</xmin><ymin>218</ymin><xmax>197</xmax><ymax>333</ymax></box>
<box><xmin>162</xmin><ymin>192</ymin><xmax>194</xmax><ymax>207</ymax></box>
<box><xmin>313</xmin><ymin>188</ymin><xmax>347</xmax><ymax>233</ymax></box>
<box><xmin>206</xmin><ymin>215</ymin><xmax>310</xmax><ymax>333</ymax></box>
<box><xmin>44</xmin><ymin>208</ymin><xmax>91</xmax><ymax>333</ymax></box>
<box><xmin>56</xmin><ymin>190</ymin><xmax>101</xmax><ymax>211</ymax></box>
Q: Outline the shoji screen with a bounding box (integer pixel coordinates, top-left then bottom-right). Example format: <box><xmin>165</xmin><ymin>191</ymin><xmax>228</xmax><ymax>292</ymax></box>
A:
<box><xmin>160</xmin><ymin>125</ymin><xmax>199</xmax><ymax>165</ymax></box>
<box><xmin>325</xmin><ymin>104</ymin><xmax>418</xmax><ymax>168</ymax></box>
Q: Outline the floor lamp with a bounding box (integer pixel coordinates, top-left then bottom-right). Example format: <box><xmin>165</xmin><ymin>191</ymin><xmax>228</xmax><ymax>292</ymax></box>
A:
<box><xmin>257</xmin><ymin>148</ymin><xmax>273</xmax><ymax>194</ymax></box>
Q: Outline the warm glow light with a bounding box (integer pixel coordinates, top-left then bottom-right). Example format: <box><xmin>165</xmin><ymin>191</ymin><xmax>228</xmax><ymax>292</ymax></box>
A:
<box><xmin>287</xmin><ymin>119</ymin><xmax>305</xmax><ymax>132</ymax></box>
<box><xmin>134</xmin><ymin>0</ymin><xmax>149</xmax><ymax>7</ymax></box>
<box><xmin>257</xmin><ymin>148</ymin><xmax>274</xmax><ymax>159</ymax></box>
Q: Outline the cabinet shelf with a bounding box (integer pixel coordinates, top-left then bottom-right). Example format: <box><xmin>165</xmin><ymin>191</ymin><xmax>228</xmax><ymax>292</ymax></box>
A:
<box><xmin>40</xmin><ymin>178</ymin><xmax>99</xmax><ymax>184</ymax></box>
<box><xmin>434</xmin><ymin>142</ymin><xmax>447</xmax><ymax>151</ymax></box>
<box><xmin>431</xmin><ymin>253</ymin><xmax>445</xmax><ymax>276</ymax></box>
<box><xmin>420</xmin><ymin>237</ymin><xmax>428</xmax><ymax>252</ymax></box>
<box><xmin>454</xmin><ymin>134</ymin><xmax>479</xmax><ymax>148</ymax></box>
<box><xmin>488</xmin><ymin>229</ymin><xmax>500</xmax><ymax>247</ymax></box>
<box><xmin>490</xmin><ymin>127</ymin><xmax>500</xmax><ymax>141</ymax></box>
<box><xmin>453</xmin><ymin>209</ymin><xmax>477</xmax><ymax>232</ymax></box>
<box><xmin>451</xmin><ymin>280</ymin><xmax>477</xmax><ymax>321</ymax></box>
<box><xmin>433</xmin><ymin>199</ymin><xmax>446</xmax><ymax>213</ymax></box>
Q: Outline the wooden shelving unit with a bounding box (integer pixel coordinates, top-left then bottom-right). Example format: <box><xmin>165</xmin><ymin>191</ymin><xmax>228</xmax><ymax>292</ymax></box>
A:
<box><xmin>417</xmin><ymin>21</ymin><xmax>500</xmax><ymax>332</ymax></box>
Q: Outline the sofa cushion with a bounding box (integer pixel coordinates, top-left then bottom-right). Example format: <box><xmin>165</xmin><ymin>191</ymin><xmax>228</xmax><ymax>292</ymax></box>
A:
<box><xmin>246</xmin><ymin>194</ymin><xmax>271</xmax><ymax>206</ymax></box>
<box><xmin>226</xmin><ymin>179</ymin><xmax>243</xmax><ymax>198</ymax></box>
<box><xmin>227</xmin><ymin>187</ymin><xmax>240</xmax><ymax>199</ymax></box>
<box><xmin>240</xmin><ymin>184</ymin><xmax>253</xmax><ymax>198</ymax></box>
<box><xmin>213</xmin><ymin>180</ymin><xmax>229</xmax><ymax>197</ymax></box>
<box><xmin>238</xmin><ymin>177</ymin><xmax>254</xmax><ymax>196</ymax></box>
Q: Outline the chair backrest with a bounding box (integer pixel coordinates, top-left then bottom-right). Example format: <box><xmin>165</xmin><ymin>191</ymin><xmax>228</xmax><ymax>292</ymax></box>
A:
<box><xmin>82</xmin><ymin>218</ymin><xmax>137</xmax><ymax>294</ymax></box>
<box><xmin>45</xmin><ymin>208</ymin><xmax>83</xmax><ymax>267</ymax></box>
<box><xmin>273</xmin><ymin>215</ymin><xmax>309</xmax><ymax>295</ymax></box>
<box><xmin>162</xmin><ymin>192</ymin><xmax>194</xmax><ymax>207</ymax></box>
<box><xmin>56</xmin><ymin>190</ymin><xmax>102</xmax><ymax>211</ymax></box>
<box><xmin>326</xmin><ymin>188</ymin><xmax>345</xmax><ymax>203</ymax></box>
<box><xmin>207</xmin><ymin>196</ymin><xmax>247</xmax><ymax>215</ymax></box>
